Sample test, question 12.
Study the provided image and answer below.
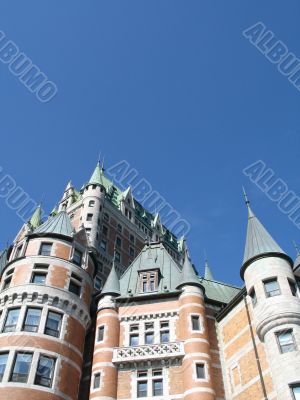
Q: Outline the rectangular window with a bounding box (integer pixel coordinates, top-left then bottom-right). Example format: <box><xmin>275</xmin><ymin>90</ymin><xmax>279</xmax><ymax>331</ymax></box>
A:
<box><xmin>10</xmin><ymin>352</ymin><xmax>33</xmax><ymax>383</ymax></box>
<box><xmin>103</xmin><ymin>213</ymin><xmax>109</xmax><ymax>222</ymax></box>
<box><xmin>94</xmin><ymin>277</ymin><xmax>102</xmax><ymax>290</ymax></box>
<box><xmin>86</xmin><ymin>213</ymin><xmax>93</xmax><ymax>221</ymax></box>
<box><xmin>117</xmin><ymin>223</ymin><xmax>122</xmax><ymax>233</ymax></box>
<box><xmin>129</xmin><ymin>247</ymin><xmax>135</xmax><ymax>258</ymax></box>
<box><xmin>145</xmin><ymin>322</ymin><xmax>154</xmax><ymax>344</ymax></box>
<box><xmin>94</xmin><ymin>372</ymin><xmax>101</xmax><ymax>389</ymax></box>
<box><xmin>34</xmin><ymin>355</ymin><xmax>56</xmax><ymax>387</ymax></box>
<box><xmin>277</xmin><ymin>330</ymin><xmax>296</xmax><ymax>353</ymax></box>
<box><xmin>3</xmin><ymin>276</ymin><xmax>12</xmax><ymax>290</ymax></box>
<box><xmin>115</xmin><ymin>251</ymin><xmax>121</xmax><ymax>263</ymax></box>
<box><xmin>292</xmin><ymin>385</ymin><xmax>300</xmax><ymax>400</ymax></box>
<box><xmin>45</xmin><ymin>311</ymin><xmax>62</xmax><ymax>338</ymax></box>
<box><xmin>23</xmin><ymin>308</ymin><xmax>41</xmax><ymax>332</ymax></box>
<box><xmin>130</xmin><ymin>334</ymin><xmax>139</xmax><ymax>346</ymax></box>
<box><xmin>249</xmin><ymin>288</ymin><xmax>257</xmax><ymax>306</ymax></box>
<box><xmin>130</xmin><ymin>234</ymin><xmax>135</xmax><ymax>244</ymax></box>
<box><xmin>102</xmin><ymin>225</ymin><xmax>108</xmax><ymax>236</ymax></box>
<box><xmin>15</xmin><ymin>245</ymin><xmax>23</xmax><ymax>259</ymax></box>
<box><xmin>289</xmin><ymin>279</ymin><xmax>298</xmax><ymax>297</ymax></box>
<box><xmin>153</xmin><ymin>379</ymin><xmax>163</xmax><ymax>396</ymax></box>
<box><xmin>160</xmin><ymin>321</ymin><xmax>169</xmax><ymax>343</ymax></box>
<box><xmin>191</xmin><ymin>315</ymin><xmax>200</xmax><ymax>331</ymax></box>
<box><xmin>139</xmin><ymin>272</ymin><xmax>158</xmax><ymax>293</ymax></box>
<box><xmin>137</xmin><ymin>380</ymin><xmax>147</xmax><ymax>397</ymax></box>
<box><xmin>69</xmin><ymin>280</ymin><xmax>81</xmax><ymax>296</ymax></box>
<box><xmin>264</xmin><ymin>278</ymin><xmax>280</xmax><ymax>297</ymax></box>
<box><xmin>39</xmin><ymin>243</ymin><xmax>52</xmax><ymax>256</ymax></box>
<box><xmin>196</xmin><ymin>363</ymin><xmax>205</xmax><ymax>379</ymax></box>
<box><xmin>100</xmin><ymin>240</ymin><xmax>107</xmax><ymax>252</ymax></box>
<box><xmin>31</xmin><ymin>272</ymin><xmax>47</xmax><ymax>284</ymax></box>
<box><xmin>73</xmin><ymin>249</ymin><xmax>83</xmax><ymax>266</ymax></box>
<box><xmin>0</xmin><ymin>353</ymin><xmax>8</xmax><ymax>381</ymax></box>
<box><xmin>116</xmin><ymin>237</ymin><xmax>122</xmax><ymax>248</ymax></box>
<box><xmin>98</xmin><ymin>326</ymin><xmax>104</xmax><ymax>342</ymax></box>
<box><xmin>3</xmin><ymin>308</ymin><xmax>20</xmax><ymax>333</ymax></box>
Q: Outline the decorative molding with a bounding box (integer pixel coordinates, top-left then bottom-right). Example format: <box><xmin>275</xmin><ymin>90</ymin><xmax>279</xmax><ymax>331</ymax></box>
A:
<box><xmin>120</xmin><ymin>311</ymin><xmax>178</xmax><ymax>322</ymax></box>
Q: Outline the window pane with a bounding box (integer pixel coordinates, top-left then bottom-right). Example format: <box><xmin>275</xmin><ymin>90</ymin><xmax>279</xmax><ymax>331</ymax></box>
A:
<box><xmin>160</xmin><ymin>331</ymin><xmax>169</xmax><ymax>343</ymax></box>
<box><xmin>289</xmin><ymin>280</ymin><xmax>297</xmax><ymax>296</ymax></box>
<box><xmin>153</xmin><ymin>379</ymin><xmax>163</xmax><ymax>396</ymax></box>
<box><xmin>69</xmin><ymin>281</ymin><xmax>81</xmax><ymax>296</ymax></box>
<box><xmin>264</xmin><ymin>279</ymin><xmax>280</xmax><ymax>297</ymax></box>
<box><xmin>145</xmin><ymin>333</ymin><xmax>154</xmax><ymax>344</ymax></box>
<box><xmin>94</xmin><ymin>373</ymin><xmax>101</xmax><ymax>389</ymax></box>
<box><xmin>4</xmin><ymin>308</ymin><xmax>20</xmax><ymax>332</ymax></box>
<box><xmin>23</xmin><ymin>308</ymin><xmax>41</xmax><ymax>332</ymax></box>
<box><xmin>130</xmin><ymin>334</ymin><xmax>139</xmax><ymax>346</ymax></box>
<box><xmin>45</xmin><ymin>312</ymin><xmax>62</xmax><ymax>337</ymax></box>
<box><xmin>137</xmin><ymin>381</ymin><xmax>147</xmax><ymax>397</ymax></box>
<box><xmin>35</xmin><ymin>356</ymin><xmax>55</xmax><ymax>387</ymax></box>
<box><xmin>11</xmin><ymin>353</ymin><xmax>33</xmax><ymax>383</ymax></box>
<box><xmin>31</xmin><ymin>272</ymin><xmax>46</xmax><ymax>284</ymax></box>
<box><xmin>40</xmin><ymin>243</ymin><xmax>52</xmax><ymax>256</ymax></box>
<box><xmin>0</xmin><ymin>353</ymin><xmax>8</xmax><ymax>381</ymax></box>
<box><xmin>192</xmin><ymin>316</ymin><xmax>200</xmax><ymax>330</ymax></box>
<box><xmin>293</xmin><ymin>386</ymin><xmax>300</xmax><ymax>400</ymax></box>
<box><xmin>73</xmin><ymin>249</ymin><xmax>82</xmax><ymax>266</ymax></box>
<box><xmin>98</xmin><ymin>326</ymin><xmax>104</xmax><ymax>342</ymax></box>
<box><xmin>196</xmin><ymin>363</ymin><xmax>205</xmax><ymax>379</ymax></box>
<box><xmin>278</xmin><ymin>331</ymin><xmax>295</xmax><ymax>353</ymax></box>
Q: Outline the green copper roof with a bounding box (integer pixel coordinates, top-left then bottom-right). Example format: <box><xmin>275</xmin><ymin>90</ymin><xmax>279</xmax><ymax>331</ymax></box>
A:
<box><xmin>29</xmin><ymin>205</ymin><xmax>42</xmax><ymax>229</ymax></box>
<box><xmin>243</xmin><ymin>205</ymin><xmax>285</xmax><ymax>266</ymax></box>
<box><xmin>101</xmin><ymin>262</ymin><xmax>120</xmax><ymax>296</ymax></box>
<box><xmin>50</xmin><ymin>206</ymin><xmax>58</xmax><ymax>217</ymax></box>
<box><xmin>201</xmin><ymin>277</ymin><xmax>241</xmax><ymax>304</ymax></box>
<box><xmin>177</xmin><ymin>250</ymin><xmax>201</xmax><ymax>289</ymax></box>
<box><xmin>119</xmin><ymin>242</ymin><xmax>182</xmax><ymax>296</ymax></box>
<box><xmin>34</xmin><ymin>211</ymin><xmax>74</xmax><ymax>238</ymax></box>
<box><xmin>0</xmin><ymin>249</ymin><xmax>8</xmax><ymax>276</ymax></box>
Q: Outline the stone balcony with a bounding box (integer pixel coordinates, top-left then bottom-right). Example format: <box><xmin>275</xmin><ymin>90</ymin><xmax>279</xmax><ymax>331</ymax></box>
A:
<box><xmin>112</xmin><ymin>341</ymin><xmax>185</xmax><ymax>364</ymax></box>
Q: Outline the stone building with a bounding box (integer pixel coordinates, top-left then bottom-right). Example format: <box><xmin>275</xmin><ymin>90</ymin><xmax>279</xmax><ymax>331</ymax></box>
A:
<box><xmin>0</xmin><ymin>161</ymin><xmax>299</xmax><ymax>400</ymax></box>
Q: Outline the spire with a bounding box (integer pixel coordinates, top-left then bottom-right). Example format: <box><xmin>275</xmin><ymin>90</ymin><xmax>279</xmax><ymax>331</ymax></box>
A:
<box><xmin>177</xmin><ymin>249</ymin><xmax>201</xmax><ymax>289</ymax></box>
<box><xmin>88</xmin><ymin>161</ymin><xmax>104</xmax><ymax>186</ymax></box>
<box><xmin>65</xmin><ymin>180</ymin><xmax>73</xmax><ymax>191</ymax></box>
<box><xmin>241</xmin><ymin>192</ymin><xmax>291</xmax><ymax>277</ymax></box>
<box><xmin>50</xmin><ymin>206</ymin><xmax>58</xmax><ymax>217</ymax></box>
<box><xmin>293</xmin><ymin>241</ymin><xmax>300</xmax><ymax>270</ymax></box>
<box><xmin>101</xmin><ymin>261</ymin><xmax>120</xmax><ymax>296</ymax></box>
<box><xmin>204</xmin><ymin>257</ymin><xmax>214</xmax><ymax>280</ymax></box>
<box><xmin>29</xmin><ymin>204</ymin><xmax>42</xmax><ymax>229</ymax></box>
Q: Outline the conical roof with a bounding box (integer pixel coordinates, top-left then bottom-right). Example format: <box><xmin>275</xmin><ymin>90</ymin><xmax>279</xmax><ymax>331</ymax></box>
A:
<box><xmin>89</xmin><ymin>162</ymin><xmax>104</xmax><ymax>186</ymax></box>
<box><xmin>101</xmin><ymin>262</ymin><xmax>120</xmax><ymax>296</ymax></box>
<box><xmin>177</xmin><ymin>250</ymin><xmax>201</xmax><ymax>289</ymax></box>
<box><xmin>241</xmin><ymin>202</ymin><xmax>291</xmax><ymax>278</ymax></box>
<box><xmin>29</xmin><ymin>205</ymin><xmax>42</xmax><ymax>229</ymax></box>
<box><xmin>34</xmin><ymin>211</ymin><xmax>74</xmax><ymax>238</ymax></box>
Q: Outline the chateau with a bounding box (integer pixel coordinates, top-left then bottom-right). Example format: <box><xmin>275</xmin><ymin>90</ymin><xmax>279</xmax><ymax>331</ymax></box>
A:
<box><xmin>0</xmin><ymin>162</ymin><xmax>299</xmax><ymax>400</ymax></box>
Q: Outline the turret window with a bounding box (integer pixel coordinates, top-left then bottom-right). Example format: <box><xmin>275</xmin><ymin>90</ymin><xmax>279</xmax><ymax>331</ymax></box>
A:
<box><xmin>39</xmin><ymin>243</ymin><xmax>52</xmax><ymax>256</ymax></box>
<box><xmin>86</xmin><ymin>213</ymin><xmax>93</xmax><ymax>221</ymax></box>
<box><xmin>3</xmin><ymin>308</ymin><xmax>20</xmax><ymax>333</ymax></box>
<box><xmin>0</xmin><ymin>353</ymin><xmax>8</xmax><ymax>381</ymax></box>
<box><xmin>249</xmin><ymin>288</ymin><xmax>257</xmax><ymax>307</ymax></box>
<box><xmin>10</xmin><ymin>352</ymin><xmax>33</xmax><ymax>383</ymax></box>
<box><xmin>291</xmin><ymin>384</ymin><xmax>300</xmax><ymax>399</ymax></box>
<box><xmin>191</xmin><ymin>315</ymin><xmax>201</xmax><ymax>331</ymax></box>
<box><xmin>15</xmin><ymin>244</ymin><xmax>23</xmax><ymax>259</ymax></box>
<box><xmin>195</xmin><ymin>363</ymin><xmax>206</xmax><ymax>379</ymax></box>
<box><xmin>263</xmin><ymin>278</ymin><xmax>281</xmax><ymax>297</ymax></box>
<box><xmin>93</xmin><ymin>372</ymin><xmax>101</xmax><ymax>389</ymax></box>
<box><xmin>45</xmin><ymin>311</ymin><xmax>62</xmax><ymax>338</ymax></box>
<box><xmin>23</xmin><ymin>308</ymin><xmax>42</xmax><ymax>332</ymax></box>
<box><xmin>89</xmin><ymin>200</ymin><xmax>95</xmax><ymax>207</ymax></box>
<box><xmin>2</xmin><ymin>276</ymin><xmax>12</xmax><ymax>290</ymax></box>
<box><xmin>34</xmin><ymin>355</ymin><xmax>56</xmax><ymax>388</ymax></box>
<box><xmin>31</xmin><ymin>272</ymin><xmax>47</xmax><ymax>284</ymax></box>
<box><xmin>73</xmin><ymin>249</ymin><xmax>83</xmax><ymax>266</ymax></box>
<box><xmin>97</xmin><ymin>326</ymin><xmax>105</xmax><ymax>342</ymax></box>
<box><xmin>276</xmin><ymin>330</ymin><xmax>297</xmax><ymax>353</ymax></box>
<box><xmin>288</xmin><ymin>279</ymin><xmax>298</xmax><ymax>297</ymax></box>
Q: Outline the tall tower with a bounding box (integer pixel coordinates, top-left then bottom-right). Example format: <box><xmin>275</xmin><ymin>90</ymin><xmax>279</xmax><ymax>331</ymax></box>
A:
<box><xmin>0</xmin><ymin>210</ymin><xmax>94</xmax><ymax>400</ymax></box>
<box><xmin>241</xmin><ymin>198</ymin><xmax>300</xmax><ymax>400</ymax></box>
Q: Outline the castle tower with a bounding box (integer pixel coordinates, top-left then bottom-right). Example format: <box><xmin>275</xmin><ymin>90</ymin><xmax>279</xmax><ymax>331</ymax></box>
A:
<box><xmin>241</xmin><ymin>198</ymin><xmax>300</xmax><ymax>400</ymax></box>
<box><xmin>89</xmin><ymin>261</ymin><xmax>120</xmax><ymax>400</ymax></box>
<box><xmin>58</xmin><ymin>181</ymin><xmax>75</xmax><ymax>211</ymax></box>
<box><xmin>177</xmin><ymin>251</ymin><xmax>215</xmax><ymax>400</ymax></box>
<box><xmin>0</xmin><ymin>210</ymin><xmax>94</xmax><ymax>400</ymax></box>
<box><xmin>81</xmin><ymin>162</ymin><xmax>106</xmax><ymax>250</ymax></box>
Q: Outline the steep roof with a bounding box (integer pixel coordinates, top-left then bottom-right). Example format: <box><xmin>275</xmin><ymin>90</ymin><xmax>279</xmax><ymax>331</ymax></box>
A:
<box><xmin>34</xmin><ymin>211</ymin><xmax>74</xmax><ymax>238</ymax></box>
<box><xmin>101</xmin><ymin>261</ymin><xmax>120</xmax><ymax>296</ymax></box>
<box><xmin>119</xmin><ymin>242</ymin><xmax>182</xmax><ymax>297</ymax></box>
<box><xmin>0</xmin><ymin>249</ymin><xmax>8</xmax><ymax>276</ymax></box>
<box><xmin>201</xmin><ymin>277</ymin><xmax>241</xmax><ymax>304</ymax></box>
<box><xmin>177</xmin><ymin>250</ymin><xmax>201</xmax><ymax>289</ymax></box>
<box><xmin>204</xmin><ymin>259</ymin><xmax>214</xmax><ymax>280</ymax></box>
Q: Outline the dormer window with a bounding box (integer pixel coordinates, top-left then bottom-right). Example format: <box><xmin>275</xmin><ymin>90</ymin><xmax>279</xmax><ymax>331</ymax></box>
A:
<box><xmin>139</xmin><ymin>271</ymin><xmax>158</xmax><ymax>293</ymax></box>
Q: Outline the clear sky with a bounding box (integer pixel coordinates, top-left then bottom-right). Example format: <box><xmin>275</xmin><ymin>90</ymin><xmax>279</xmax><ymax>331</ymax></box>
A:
<box><xmin>1</xmin><ymin>0</ymin><xmax>300</xmax><ymax>286</ymax></box>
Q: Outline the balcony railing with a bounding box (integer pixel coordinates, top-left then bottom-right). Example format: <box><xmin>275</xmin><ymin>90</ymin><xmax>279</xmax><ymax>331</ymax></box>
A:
<box><xmin>112</xmin><ymin>341</ymin><xmax>184</xmax><ymax>364</ymax></box>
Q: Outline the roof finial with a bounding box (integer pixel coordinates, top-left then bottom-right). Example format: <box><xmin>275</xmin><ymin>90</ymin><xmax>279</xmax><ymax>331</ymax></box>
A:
<box><xmin>242</xmin><ymin>186</ymin><xmax>250</xmax><ymax>206</ymax></box>
<box><xmin>293</xmin><ymin>240</ymin><xmax>300</xmax><ymax>255</ymax></box>
<box><xmin>101</xmin><ymin>156</ymin><xmax>105</xmax><ymax>170</ymax></box>
<box><xmin>98</xmin><ymin>151</ymin><xmax>101</xmax><ymax>165</ymax></box>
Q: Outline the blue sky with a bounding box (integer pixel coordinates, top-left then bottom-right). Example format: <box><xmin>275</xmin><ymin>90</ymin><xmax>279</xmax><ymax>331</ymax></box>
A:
<box><xmin>0</xmin><ymin>0</ymin><xmax>300</xmax><ymax>286</ymax></box>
